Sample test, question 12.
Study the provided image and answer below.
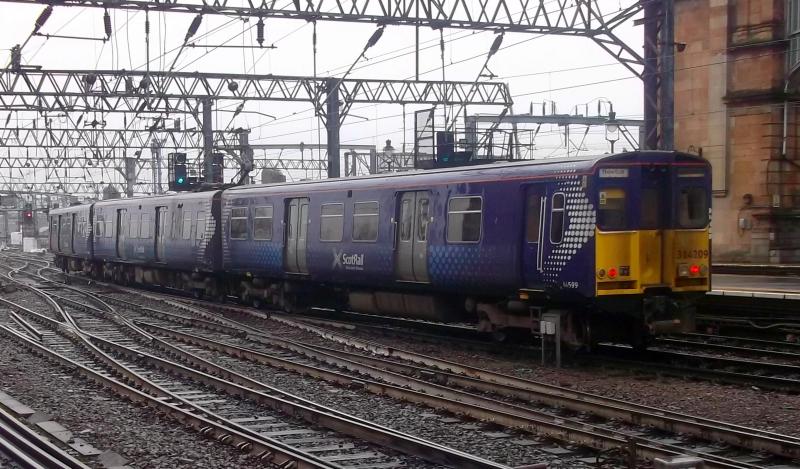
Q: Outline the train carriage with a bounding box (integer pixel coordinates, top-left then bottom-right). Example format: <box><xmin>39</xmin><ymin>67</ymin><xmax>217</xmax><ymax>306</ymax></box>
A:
<box><xmin>52</xmin><ymin>191</ymin><xmax>223</xmax><ymax>291</ymax></box>
<box><xmin>51</xmin><ymin>150</ymin><xmax>712</xmax><ymax>347</ymax></box>
<box><xmin>49</xmin><ymin>203</ymin><xmax>92</xmax><ymax>271</ymax></box>
<box><xmin>219</xmin><ymin>150</ymin><xmax>711</xmax><ymax>346</ymax></box>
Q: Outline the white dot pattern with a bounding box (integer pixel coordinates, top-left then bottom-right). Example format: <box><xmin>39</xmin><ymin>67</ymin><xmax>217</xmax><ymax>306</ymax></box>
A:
<box><xmin>542</xmin><ymin>171</ymin><xmax>596</xmax><ymax>283</ymax></box>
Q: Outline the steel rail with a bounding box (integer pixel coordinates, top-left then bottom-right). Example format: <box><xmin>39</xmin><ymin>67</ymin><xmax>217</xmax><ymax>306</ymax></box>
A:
<box><xmin>79</xmin><ymin>291</ymin><xmax>735</xmax><ymax>467</ymax></box>
<box><xmin>83</xmin><ymin>287</ymin><xmax>800</xmax><ymax>459</ymax></box>
<box><xmin>183</xmin><ymin>302</ymin><xmax>800</xmax><ymax>456</ymax></box>
<box><xmin>102</xmin><ymin>290</ymin><xmax>800</xmax><ymax>460</ymax></box>
<box><xmin>135</xmin><ymin>321</ymin><xmax>745</xmax><ymax>468</ymax></box>
<box><xmin>0</xmin><ymin>293</ymin><xmax>346</xmax><ymax>468</ymax></box>
<box><xmin>655</xmin><ymin>337</ymin><xmax>800</xmax><ymax>360</ymax></box>
<box><xmin>131</xmin><ymin>320</ymin><xmax>775</xmax><ymax>469</ymax></box>
<box><xmin>0</xmin><ymin>406</ymin><xmax>91</xmax><ymax>469</ymax></box>
<box><xmin>0</xmin><ymin>324</ymin><xmax>342</xmax><ymax>469</ymax></box>
<box><xmin>15</xmin><ymin>273</ymin><xmax>510</xmax><ymax>469</ymax></box>
<box><xmin>53</xmin><ymin>296</ymin><xmax>508</xmax><ymax>469</ymax></box>
<box><xmin>37</xmin><ymin>274</ymin><xmax>800</xmax><ymax>465</ymax></box>
<box><xmin>680</xmin><ymin>332</ymin><xmax>800</xmax><ymax>348</ymax></box>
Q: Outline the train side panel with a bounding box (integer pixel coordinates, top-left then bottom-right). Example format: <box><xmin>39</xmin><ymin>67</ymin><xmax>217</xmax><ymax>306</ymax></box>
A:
<box><xmin>49</xmin><ymin>204</ymin><xmax>93</xmax><ymax>268</ymax></box>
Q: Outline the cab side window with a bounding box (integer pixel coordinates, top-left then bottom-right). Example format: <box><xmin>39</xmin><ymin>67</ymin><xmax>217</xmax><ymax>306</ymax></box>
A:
<box><xmin>549</xmin><ymin>193</ymin><xmax>566</xmax><ymax>244</ymax></box>
<box><xmin>597</xmin><ymin>188</ymin><xmax>625</xmax><ymax>231</ymax></box>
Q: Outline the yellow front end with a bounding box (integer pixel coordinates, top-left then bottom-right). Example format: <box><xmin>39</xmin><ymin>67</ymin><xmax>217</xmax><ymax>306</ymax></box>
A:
<box><xmin>595</xmin><ymin>228</ymin><xmax>710</xmax><ymax>295</ymax></box>
<box><xmin>662</xmin><ymin>229</ymin><xmax>711</xmax><ymax>291</ymax></box>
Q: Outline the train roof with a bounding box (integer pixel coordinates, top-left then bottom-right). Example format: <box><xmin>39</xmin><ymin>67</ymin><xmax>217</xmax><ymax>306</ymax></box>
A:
<box><xmin>225</xmin><ymin>150</ymin><xmax>705</xmax><ymax>195</ymax></box>
<box><xmin>49</xmin><ymin>189</ymin><xmax>221</xmax><ymax>214</ymax></box>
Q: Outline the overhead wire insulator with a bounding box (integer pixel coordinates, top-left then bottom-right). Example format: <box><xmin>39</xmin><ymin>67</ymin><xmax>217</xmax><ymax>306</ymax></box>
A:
<box><xmin>365</xmin><ymin>26</ymin><xmax>385</xmax><ymax>51</ymax></box>
<box><xmin>185</xmin><ymin>14</ymin><xmax>202</xmax><ymax>43</ymax></box>
<box><xmin>33</xmin><ymin>6</ymin><xmax>53</xmax><ymax>34</ymax></box>
<box><xmin>256</xmin><ymin>18</ymin><xmax>265</xmax><ymax>47</ymax></box>
<box><xmin>488</xmin><ymin>33</ymin><xmax>504</xmax><ymax>58</ymax></box>
<box><xmin>103</xmin><ymin>9</ymin><xmax>112</xmax><ymax>39</ymax></box>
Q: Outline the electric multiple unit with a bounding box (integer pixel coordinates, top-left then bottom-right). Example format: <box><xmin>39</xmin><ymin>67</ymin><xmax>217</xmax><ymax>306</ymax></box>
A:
<box><xmin>50</xmin><ymin>150</ymin><xmax>711</xmax><ymax>347</ymax></box>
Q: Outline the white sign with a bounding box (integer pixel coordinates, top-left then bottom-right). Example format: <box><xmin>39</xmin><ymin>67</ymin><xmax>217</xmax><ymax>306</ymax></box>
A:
<box><xmin>599</xmin><ymin>168</ymin><xmax>629</xmax><ymax>178</ymax></box>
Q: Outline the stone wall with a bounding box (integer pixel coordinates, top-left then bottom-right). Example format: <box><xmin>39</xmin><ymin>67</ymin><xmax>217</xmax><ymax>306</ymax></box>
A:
<box><xmin>673</xmin><ymin>0</ymin><xmax>800</xmax><ymax>262</ymax></box>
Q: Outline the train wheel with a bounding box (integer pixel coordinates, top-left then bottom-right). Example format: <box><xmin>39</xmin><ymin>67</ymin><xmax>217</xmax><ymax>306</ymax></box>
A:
<box><xmin>491</xmin><ymin>328</ymin><xmax>508</xmax><ymax>342</ymax></box>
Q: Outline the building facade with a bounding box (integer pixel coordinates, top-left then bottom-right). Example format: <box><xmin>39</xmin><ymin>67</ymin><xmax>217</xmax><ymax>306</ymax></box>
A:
<box><xmin>674</xmin><ymin>0</ymin><xmax>800</xmax><ymax>262</ymax></box>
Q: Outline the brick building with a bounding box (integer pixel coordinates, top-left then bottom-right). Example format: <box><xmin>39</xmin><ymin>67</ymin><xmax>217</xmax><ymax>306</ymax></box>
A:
<box><xmin>673</xmin><ymin>0</ymin><xmax>800</xmax><ymax>262</ymax></box>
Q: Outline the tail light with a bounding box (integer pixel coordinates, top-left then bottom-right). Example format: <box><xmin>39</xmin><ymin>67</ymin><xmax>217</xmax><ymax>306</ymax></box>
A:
<box><xmin>678</xmin><ymin>263</ymin><xmax>708</xmax><ymax>278</ymax></box>
<box><xmin>608</xmin><ymin>268</ymin><xmax>617</xmax><ymax>279</ymax></box>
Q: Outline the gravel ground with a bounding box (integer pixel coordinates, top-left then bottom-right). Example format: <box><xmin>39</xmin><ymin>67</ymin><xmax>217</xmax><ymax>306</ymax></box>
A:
<box><xmin>97</xmin><ymin>293</ymin><xmax>599</xmax><ymax>467</ymax></box>
<box><xmin>168</xmin><ymin>336</ymin><xmax>598</xmax><ymax>468</ymax></box>
<box><xmin>27</xmin><ymin>274</ymin><xmax>800</xmax><ymax>466</ymax></box>
<box><xmin>305</xmin><ymin>324</ymin><xmax>800</xmax><ymax>438</ymax></box>
<box><xmin>0</xmin><ymin>328</ymin><xmax>266</xmax><ymax>468</ymax></box>
<box><xmin>100</xmin><ymin>290</ymin><xmax>800</xmax><ymax>440</ymax></box>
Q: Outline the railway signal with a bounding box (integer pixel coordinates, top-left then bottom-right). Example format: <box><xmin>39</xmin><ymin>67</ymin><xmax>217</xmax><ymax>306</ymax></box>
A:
<box><xmin>169</xmin><ymin>152</ymin><xmax>190</xmax><ymax>191</ymax></box>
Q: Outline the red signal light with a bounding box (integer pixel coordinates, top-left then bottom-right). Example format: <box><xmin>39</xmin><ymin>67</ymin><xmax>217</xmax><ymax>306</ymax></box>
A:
<box><xmin>24</xmin><ymin>211</ymin><xmax>32</xmax><ymax>218</ymax></box>
<box><xmin>608</xmin><ymin>268</ymin><xmax>617</xmax><ymax>279</ymax></box>
<box><xmin>689</xmin><ymin>264</ymin><xmax>700</xmax><ymax>276</ymax></box>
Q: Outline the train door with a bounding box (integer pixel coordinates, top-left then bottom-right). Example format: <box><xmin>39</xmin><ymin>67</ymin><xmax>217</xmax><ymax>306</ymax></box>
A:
<box><xmin>70</xmin><ymin>213</ymin><xmax>77</xmax><ymax>254</ymax></box>
<box><xmin>155</xmin><ymin>207</ymin><xmax>168</xmax><ymax>262</ymax></box>
<box><xmin>395</xmin><ymin>191</ymin><xmax>430</xmax><ymax>282</ymax></box>
<box><xmin>522</xmin><ymin>185</ymin><xmax>547</xmax><ymax>288</ymax></box>
<box><xmin>59</xmin><ymin>214</ymin><xmax>72</xmax><ymax>254</ymax></box>
<box><xmin>116</xmin><ymin>209</ymin><xmax>127</xmax><ymax>259</ymax></box>
<box><xmin>49</xmin><ymin>216</ymin><xmax>58</xmax><ymax>252</ymax></box>
<box><xmin>285</xmin><ymin>198</ymin><xmax>309</xmax><ymax>274</ymax></box>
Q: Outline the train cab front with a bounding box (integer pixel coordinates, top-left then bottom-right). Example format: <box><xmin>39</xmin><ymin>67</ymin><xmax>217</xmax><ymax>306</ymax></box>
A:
<box><xmin>592</xmin><ymin>152</ymin><xmax>711</xmax><ymax>344</ymax></box>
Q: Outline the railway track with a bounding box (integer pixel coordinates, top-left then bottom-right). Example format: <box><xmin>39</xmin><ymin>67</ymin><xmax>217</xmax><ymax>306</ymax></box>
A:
<box><xmin>656</xmin><ymin>333</ymin><xmax>800</xmax><ymax>361</ymax></box>
<box><xmin>0</xmin><ymin>405</ymin><xmax>90</xmax><ymax>469</ymax></box>
<box><xmin>0</xmin><ymin>256</ymin><xmax>503</xmax><ymax>469</ymax></box>
<box><xmin>7</xmin><ymin>252</ymin><xmax>800</xmax><ymax>467</ymax></box>
<box><xmin>74</xmin><ymin>288</ymin><xmax>800</xmax><ymax>469</ymax></box>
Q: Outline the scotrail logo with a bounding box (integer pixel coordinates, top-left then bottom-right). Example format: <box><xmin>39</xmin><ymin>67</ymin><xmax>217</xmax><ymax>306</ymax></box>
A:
<box><xmin>332</xmin><ymin>249</ymin><xmax>365</xmax><ymax>270</ymax></box>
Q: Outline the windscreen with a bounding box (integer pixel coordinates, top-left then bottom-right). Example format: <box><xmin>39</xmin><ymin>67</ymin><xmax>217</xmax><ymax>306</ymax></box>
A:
<box><xmin>678</xmin><ymin>187</ymin><xmax>709</xmax><ymax>228</ymax></box>
<box><xmin>597</xmin><ymin>188</ymin><xmax>626</xmax><ymax>231</ymax></box>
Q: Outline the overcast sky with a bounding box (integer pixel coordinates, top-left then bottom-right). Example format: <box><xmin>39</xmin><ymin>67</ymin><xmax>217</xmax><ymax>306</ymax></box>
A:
<box><xmin>0</xmin><ymin>1</ymin><xmax>645</xmax><ymax>187</ymax></box>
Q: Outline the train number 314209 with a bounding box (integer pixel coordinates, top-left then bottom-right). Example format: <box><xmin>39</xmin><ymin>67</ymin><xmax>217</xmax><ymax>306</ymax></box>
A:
<box><xmin>676</xmin><ymin>249</ymin><xmax>709</xmax><ymax>259</ymax></box>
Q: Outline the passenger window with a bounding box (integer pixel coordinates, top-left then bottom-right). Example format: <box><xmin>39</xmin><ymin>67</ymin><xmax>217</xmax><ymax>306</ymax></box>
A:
<box><xmin>597</xmin><ymin>188</ymin><xmax>625</xmax><ymax>231</ymax></box>
<box><xmin>679</xmin><ymin>187</ymin><xmax>709</xmax><ymax>228</ymax></box>
<box><xmin>417</xmin><ymin>199</ymin><xmax>429</xmax><ymax>241</ymax></box>
<box><xmin>353</xmin><ymin>202</ymin><xmax>379</xmax><ymax>242</ymax></box>
<box><xmin>182</xmin><ymin>212</ymin><xmax>193</xmax><ymax>240</ymax></box>
<box><xmin>526</xmin><ymin>193</ymin><xmax>542</xmax><ymax>242</ymax></box>
<box><xmin>105</xmin><ymin>220</ymin><xmax>113</xmax><ymax>238</ymax></box>
<box><xmin>399</xmin><ymin>200</ymin><xmax>412</xmax><ymax>241</ymax></box>
<box><xmin>196</xmin><ymin>211</ymin><xmax>206</xmax><ymax>240</ymax></box>
<box><xmin>129</xmin><ymin>214</ymin><xmax>139</xmax><ymax>239</ymax></box>
<box><xmin>549</xmin><ymin>193</ymin><xmax>566</xmax><ymax>244</ymax></box>
<box><xmin>230</xmin><ymin>207</ymin><xmax>248</xmax><ymax>240</ymax></box>
<box><xmin>253</xmin><ymin>206</ymin><xmax>273</xmax><ymax>240</ymax></box>
<box><xmin>447</xmin><ymin>196</ymin><xmax>482</xmax><ymax>243</ymax></box>
<box><xmin>141</xmin><ymin>214</ymin><xmax>151</xmax><ymax>238</ymax></box>
<box><xmin>640</xmin><ymin>187</ymin><xmax>660</xmax><ymax>229</ymax></box>
<box><xmin>320</xmin><ymin>203</ymin><xmax>344</xmax><ymax>242</ymax></box>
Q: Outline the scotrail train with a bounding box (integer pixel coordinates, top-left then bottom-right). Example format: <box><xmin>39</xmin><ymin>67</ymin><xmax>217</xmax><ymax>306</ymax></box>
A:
<box><xmin>50</xmin><ymin>150</ymin><xmax>712</xmax><ymax>348</ymax></box>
